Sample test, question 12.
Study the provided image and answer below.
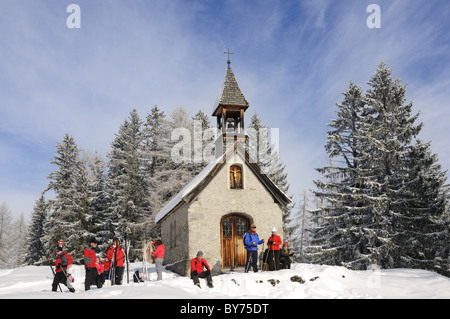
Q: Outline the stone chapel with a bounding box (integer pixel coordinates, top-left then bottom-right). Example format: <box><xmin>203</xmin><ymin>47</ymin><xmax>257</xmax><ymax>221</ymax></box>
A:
<box><xmin>155</xmin><ymin>58</ymin><xmax>291</xmax><ymax>276</ymax></box>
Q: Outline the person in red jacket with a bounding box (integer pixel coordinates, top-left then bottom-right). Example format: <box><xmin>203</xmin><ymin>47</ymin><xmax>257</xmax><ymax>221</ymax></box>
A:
<box><xmin>52</xmin><ymin>247</ymin><xmax>75</xmax><ymax>293</ymax></box>
<box><xmin>106</xmin><ymin>237</ymin><xmax>125</xmax><ymax>285</ymax></box>
<box><xmin>151</xmin><ymin>240</ymin><xmax>165</xmax><ymax>281</ymax></box>
<box><xmin>190</xmin><ymin>251</ymin><xmax>213</xmax><ymax>288</ymax></box>
<box><xmin>267</xmin><ymin>227</ymin><xmax>282</xmax><ymax>271</ymax></box>
<box><xmin>84</xmin><ymin>238</ymin><xmax>102</xmax><ymax>290</ymax></box>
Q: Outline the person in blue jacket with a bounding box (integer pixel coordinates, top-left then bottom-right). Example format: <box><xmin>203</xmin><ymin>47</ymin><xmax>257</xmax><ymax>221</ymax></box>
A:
<box><xmin>244</xmin><ymin>224</ymin><xmax>264</xmax><ymax>273</ymax></box>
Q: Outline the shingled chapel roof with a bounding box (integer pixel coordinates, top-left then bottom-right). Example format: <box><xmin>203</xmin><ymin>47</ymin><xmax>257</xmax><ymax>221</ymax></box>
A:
<box><xmin>212</xmin><ymin>65</ymin><xmax>249</xmax><ymax>116</ymax></box>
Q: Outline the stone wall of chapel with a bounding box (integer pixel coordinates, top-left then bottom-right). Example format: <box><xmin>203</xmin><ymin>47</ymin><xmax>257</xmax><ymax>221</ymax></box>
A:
<box><xmin>160</xmin><ymin>203</ymin><xmax>190</xmax><ymax>276</ymax></box>
<box><xmin>187</xmin><ymin>153</ymin><xmax>283</xmax><ymax>275</ymax></box>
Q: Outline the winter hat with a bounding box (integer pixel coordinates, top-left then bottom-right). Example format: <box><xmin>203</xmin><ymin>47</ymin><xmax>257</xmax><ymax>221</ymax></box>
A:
<box><xmin>272</xmin><ymin>227</ymin><xmax>277</xmax><ymax>233</ymax></box>
<box><xmin>89</xmin><ymin>237</ymin><xmax>98</xmax><ymax>244</ymax></box>
<box><xmin>196</xmin><ymin>251</ymin><xmax>204</xmax><ymax>257</ymax></box>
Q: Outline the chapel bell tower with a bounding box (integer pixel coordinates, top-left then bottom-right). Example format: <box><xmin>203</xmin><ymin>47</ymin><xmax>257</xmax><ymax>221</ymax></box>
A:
<box><xmin>213</xmin><ymin>50</ymin><xmax>249</xmax><ymax>157</ymax></box>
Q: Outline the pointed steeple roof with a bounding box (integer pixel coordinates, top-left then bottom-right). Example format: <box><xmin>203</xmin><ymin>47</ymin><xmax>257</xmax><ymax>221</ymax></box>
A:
<box><xmin>213</xmin><ymin>64</ymin><xmax>249</xmax><ymax>116</ymax></box>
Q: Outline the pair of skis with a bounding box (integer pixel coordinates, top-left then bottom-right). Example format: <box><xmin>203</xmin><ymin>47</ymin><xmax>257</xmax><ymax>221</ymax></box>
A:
<box><xmin>109</xmin><ymin>245</ymin><xmax>117</xmax><ymax>286</ymax></box>
<box><xmin>108</xmin><ymin>239</ymin><xmax>130</xmax><ymax>285</ymax></box>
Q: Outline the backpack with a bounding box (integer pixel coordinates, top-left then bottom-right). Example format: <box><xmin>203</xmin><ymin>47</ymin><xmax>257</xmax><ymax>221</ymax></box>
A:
<box><xmin>61</xmin><ymin>251</ymin><xmax>75</xmax><ymax>282</ymax></box>
<box><xmin>63</xmin><ymin>251</ymin><xmax>73</xmax><ymax>269</ymax></box>
<box><xmin>133</xmin><ymin>270</ymin><xmax>143</xmax><ymax>283</ymax></box>
<box><xmin>243</xmin><ymin>231</ymin><xmax>249</xmax><ymax>248</ymax></box>
<box><xmin>243</xmin><ymin>231</ymin><xmax>254</xmax><ymax>249</ymax></box>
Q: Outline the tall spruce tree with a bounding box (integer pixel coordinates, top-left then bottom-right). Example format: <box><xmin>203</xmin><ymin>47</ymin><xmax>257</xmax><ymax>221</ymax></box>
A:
<box><xmin>310</xmin><ymin>62</ymin><xmax>449</xmax><ymax>275</ymax></box>
<box><xmin>9</xmin><ymin>214</ymin><xmax>28</xmax><ymax>268</ymax></box>
<box><xmin>142</xmin><ymin>105</ymin><xmax>173</xmax><ymax>224</ymax></box>
<box><xmin>0</xmin><ymin>203</ymin><xmax>12</xmax><ymax>268</ymax></box>
<box><xmin>23</xmin><ymin>194</ymin><xmax>48</xmax><ymax>265</ymax></box>
<box><xmin>67</xmin><ymin>154</ymin><xmax>99</xmax><ymax>260</ymax></box>
<box><xmin>43</xmin><ymin>134</ymin><xmax>80</xmax><ymax>256</ymax></box>
<box><xmin>192</xmin><ymin>110</ymin><xmax>215</xmax><ymax>173</ymax></box>
<box><xmin>291</xmin><ymin>190</ymin><xmax>314</xmax><ymax>263</ymax></box>
<box><xmin>106</xmin><ymin>109</ymin><xmax>150</xmax><ymax>259</ymax></box>
<box><xmin>166</xmin><ymin>107</ymin><xmax>197</xmax><ymax>197</ymax></box>
<box><xmin>85</xmin><ymin>152</ymin><xmax>110</xmax><ymax>253</ymax></box>
<box><xmin>359</xmin><ymin>62</ymin><xmax>426</xmax><ymax>269</ymax></box>
<box><xmin>309</xmin><ymin>81</ymin><xmax>370</xmax><ymax>268</ymax></box>
<box><xmin>395</xmin><ymin>140</ymin><xmax>449</xmax><ymax>275</ymax></box>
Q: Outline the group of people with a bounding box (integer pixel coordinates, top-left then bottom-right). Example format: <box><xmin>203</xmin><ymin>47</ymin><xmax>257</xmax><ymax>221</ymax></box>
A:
<box><xmin>244</xmin><ymin>224</ymin><xmax>293</xmax><ymax>272</ymax></box>
<box><xmin>51</xmin><ymin>224</ymin><xmax>293</xmax><ymax>292</ymax></box>
<box><xmin>51</xmin><ymin>237</ymin><xmax>166</xmax><ymax>292</ymax></box>
<box><xmin>190</xmin><ymin>224</ymin><xmax>293</xmax><ymax>289</ymax></box>
<box><xmin>82</xmin><ymin>237</ymin><xmax>126</xmax><ymax>291</ymax></box>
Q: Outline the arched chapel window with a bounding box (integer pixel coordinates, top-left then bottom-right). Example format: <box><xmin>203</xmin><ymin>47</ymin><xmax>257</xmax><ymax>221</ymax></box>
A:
<box><xmin>230</xmin><ymin>165</ymin><xmax>243</xmax><ymax>189</ymax></box>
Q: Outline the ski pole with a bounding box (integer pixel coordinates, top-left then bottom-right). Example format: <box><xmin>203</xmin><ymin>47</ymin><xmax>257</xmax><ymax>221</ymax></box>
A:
<box><xmin>244</xmin><ymin>250</ymin><xmax>252</xmax><ymax>273</ymax></box>
<box><xmin>259</xmin><ymin>242</ymin><xmax>264</xmax><ymax>271</ymax></box>
<box><xmin>273</xmin><ymin>250</ymin><xmax>276</xmax><ymax>270</ymax></box>
<box><xmin>124</xmin><ymin>235</ymin><xmax>129</xmax><ymax>284</ymax></box>
<box><xmin>110</xmin><ymin>246</ymin><xmax>116</xmax><ymax>286</ymax></box>
<box><xmin>263</xmin><ymin>243</ymin><xmax>270</xmax><ymax>271</ymax></box>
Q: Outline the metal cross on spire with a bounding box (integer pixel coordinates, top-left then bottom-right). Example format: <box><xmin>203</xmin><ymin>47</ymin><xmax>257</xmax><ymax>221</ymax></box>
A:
<box><xmin>224</xmin><ymin>48</ymin><xmax>234</xmax><ymax>66</ymax></box>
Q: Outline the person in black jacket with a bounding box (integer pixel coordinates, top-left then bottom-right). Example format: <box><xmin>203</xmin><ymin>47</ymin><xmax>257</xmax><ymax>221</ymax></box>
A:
<box><xmin>279</xmin><ymin>242</ymin><xmax>293</xmax><ymax>269</ymax></box>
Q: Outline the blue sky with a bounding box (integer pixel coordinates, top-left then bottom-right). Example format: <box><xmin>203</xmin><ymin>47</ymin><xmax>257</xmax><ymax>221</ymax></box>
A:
<box><xmin>1</xmin><ymin>0</ymin><xmax>450</xmax><ymax>218</ymax></box>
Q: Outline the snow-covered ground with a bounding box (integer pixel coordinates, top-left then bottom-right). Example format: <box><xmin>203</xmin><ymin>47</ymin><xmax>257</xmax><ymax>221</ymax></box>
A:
<box><xmin>0</xmin><ymin>262</ymin><xmax>449</xmax><ymax>299</ymax></box>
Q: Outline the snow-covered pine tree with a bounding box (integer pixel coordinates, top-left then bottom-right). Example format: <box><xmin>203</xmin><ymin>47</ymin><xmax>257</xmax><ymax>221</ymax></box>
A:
<box><xmin>0</xmin><ymin>202</ymin><xmax>12</xmax><ymax>268</ymax></box>
<box><xmin>66</xmin><ymin>154</ymin><xmax>99</xmax><ymax>260</ymax></box>
<box><xmin>395</xmin><ymin>139</ymin><xmax>449</xmax><ymax>276</ymax></box>
<box><xmin>143</xmin><ymin>106</ymin><xmax>172</xmax><ymax>181</ymax></box>
<box><xmin>43</xmin><ymin>134</ymin><xmax>80</xmax><ymax>255</ymax></box>
<box><xmin>23</xmin><ymin>194</ymin><xmax>48</xmax><ymax>265</ymax></box>
<box><xmin>358</xmin><ymin>61</ymin><xmax>425</xmax><ymax>268</ymax></box>
<box><xmin>9</xmin><ymin>213</ymin><xmax>28</xmax><ymax>268</ymax></box>
<box><xmin>247</xmin><ymin>113</ymin><xmax>294</xmax><ymax>241</ymax></box>
<box><xmin>165</xmin><ymin>107</ymin><xmax>197</xmax><ymax>200</ymax></box>
<box><xmin>192</xmin><ymin>109</ymin><xmax>215</xmax><ymax>174</ymax></box>
<box><xmin>106</xmin><ymin>109</ymin><xmax>150</xmax><ymax>259</ymax></box>
<box><xmin>143</xmin><ymin>107</ymin><xmax>213</xmax><ymax>240</ymax></box>
<box><xmin>291</xmin><ymin>190</ymin><xmax>314</xmax><ymax>263</ymax></box>
<box><xmin>247</xmin><ymin>113</ymin><xmax>265</xmax><ymax>165</ymax></box>
<box><xmin>142</xmin><ymin>105</ymin><xmax>173</xmax><ymax>231</ymax></box>
<box><xmin>85</xmin><ymin>152</ymin><xmax>110</xmax><ymax>253</ymax></box>
<box><xmin>311</xmin><ymin>62</ymin><xmax>449</xmax><ymax>275</ymax></box>
<box><xmin>309</xmin><ymin>81</ymin><xmax>370</xmax><ymax>268</ymax></box>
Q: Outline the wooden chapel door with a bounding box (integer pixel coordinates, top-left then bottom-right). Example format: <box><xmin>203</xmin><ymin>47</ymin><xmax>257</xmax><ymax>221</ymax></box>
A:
<box><xmin>221</xmin><ymin>215</ymin><xmax>250</xmax><ymax>269</ymax></box>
